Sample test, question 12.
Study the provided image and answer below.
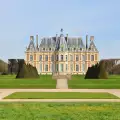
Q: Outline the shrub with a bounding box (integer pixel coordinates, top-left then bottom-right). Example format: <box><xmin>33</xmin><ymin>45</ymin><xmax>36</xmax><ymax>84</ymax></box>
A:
<box><xmin>16</xmin><ymin>61</ymin><xmax>39</xmax><ymax>79</ymax></box>
<box><xmin>85</xmin><ymin>61</ymin><xmax>108</xmax><ymax>79</ymax></box>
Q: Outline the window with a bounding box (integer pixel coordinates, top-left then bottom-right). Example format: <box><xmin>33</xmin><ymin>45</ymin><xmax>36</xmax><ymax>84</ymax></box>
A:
<box><xmin>51</xmin><ymin>55</ymin><xmax>54</xmax><ymax>61</ymax></box>
<box><xmin>61</xmin><ymin>55</ymin><xmax>64</xmax><ymax>61</ymax></box>
<box><xmin>49</xmin><ymin>48</ymin><xmax>51</xmax><ymax>51</ymax></box>
<box><xmin>56</xmin><ymin>55</ymin><xmax>58</xmax><ymax>61</ymax></box>
<box><xmin>60</xmin><ymin>64</ymin><xmax>64</xmax><ymax>72</ymax></box>
<box><xmin>45</xmin><ymin>55</ymin><xmax>48</xmax><ymax>61</ymax></box>
<box><xmin>70</xmin><ymin>64</ymin><xmax>73</xmax><ymax>72</ymax></box>
<box><xmin>76</xmin><ymin>64</ymin><xmax>79</xmax><ymax>71</ymax></box>
<box><xmin>40</xmin><ymin>64</ymin><xmax>42</xmax><ymax>72</ymax></box>
<box><xmin>56</xmin><ymin>64</ymin><xmax>58</xmax><ymax>71</ymax></box>
<box><xmin>70</xmin><ymin>55</ymin><xmax>73</xmax><ymax>61</ymax></box>
<box><xmin>68</xmin><ymin>48</ymin><xmax>70</xmax><ymax>51</ymax></box>
<box><xmin>51</xmin><ymin>64</ymin><xmax>54</xmax><ymax>72</ymax></box>
<box><xmin>74</xmin><ymin>48</ymin><xmax>76</xmax><ymax>50</ymax></box>
<box><xmin>82</xmin><ymin>64</ymin><xmax>85</xmax><ymax>72</ymax></box>
<box><xmin>80</xmin><ymin>48</ymin><xmax>82</xmax><ymax>51</ymax></box>
<box><xmin>66</xmin><ymin>55</ymin><xmax>68</xmax><ymax>61</ymax></box>
<box><xmin>30</xmin><ymin>55</ymin><xmax>33</xmax><ymax>61</ymax></box>
<box><xmin>45</xmin><ymin>65</ymin><xmax>48</xmax><ymax>71</ymax></box>
<box><xmin>82</xmin><ymin>55</ymin><xmax>85</xmax><ymax>61</ymax></box>
<box><xmin>91</xmin><ymin>55</ymin><xmax>94</xmax><ymax>61</ymax></box>
<box><xmin>66</xmin><ymin>64</ymin><xmax>68</xmax><ymax>71</ymax></box>
<box><xmin>43</xmin><ymin>48</ymin><xmax>45</xmax><ymax>51</ymax></box>
<box><xmin>76</xmin><ymin>55</ymin><xmax>79</xmax><ymax>61</ymax></box>
<box><xmin>39</xmin><ymin>55</ymin><xmax>42</xmax><ymax>61</ymax></box>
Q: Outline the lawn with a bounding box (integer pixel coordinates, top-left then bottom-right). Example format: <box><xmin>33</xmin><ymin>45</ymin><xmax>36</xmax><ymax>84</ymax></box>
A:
<box><xmin>0</xmin><ymin>102</ymin><xmax>120</xmax><ymax>120</ymax></box>
<box><xmin>0</xmin><ymin>74</ymin><xmax>120</xmax><ymax>88</ymax></box>
<box><xmin>4</xmin><ymin>92</ymin><xmax>119</xmax><ymax>99</ymax></box>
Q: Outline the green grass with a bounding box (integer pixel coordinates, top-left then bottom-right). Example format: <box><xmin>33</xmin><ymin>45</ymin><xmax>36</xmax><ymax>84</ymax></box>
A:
<box><xmin>0</xmin><ymin>102</ymin><xmax>120</xmax><ymax>120</ymax></box>
<box><xmin>1</xmin><ymin>74</ymin><xmax>120</xmax><ymax>88</ymax></box>
<box><xmin>4</xmin><ymin>92</ymin><xmax>119</xmax><ymax>99</ymax></box>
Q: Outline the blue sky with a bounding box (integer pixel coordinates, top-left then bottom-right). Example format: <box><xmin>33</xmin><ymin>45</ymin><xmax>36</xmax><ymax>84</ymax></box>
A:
<box><xmin>0</xmin><ymin>0</ymin><xmax>120</xmax><ymax>62</ymax></box>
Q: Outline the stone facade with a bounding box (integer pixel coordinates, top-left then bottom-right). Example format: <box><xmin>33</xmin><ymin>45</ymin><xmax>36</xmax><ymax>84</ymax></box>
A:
<box><xmin>25</xmin><ymin>29</ymin><xmax>99</xmax><ymax>74</ymax></box>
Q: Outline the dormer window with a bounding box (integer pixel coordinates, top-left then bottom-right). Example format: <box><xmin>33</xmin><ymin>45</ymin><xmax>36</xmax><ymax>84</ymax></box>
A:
<box><xmin>80</xmin><ymin>48</ymin><xmax>82</xmax><ymax>51</ymax></box>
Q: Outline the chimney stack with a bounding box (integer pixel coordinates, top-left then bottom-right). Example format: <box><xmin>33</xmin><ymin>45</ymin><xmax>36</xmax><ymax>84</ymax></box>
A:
<box><xmin>66</xmin><ymin>34</ymin><xmax>68</xmax><ymax>41</ymax></box>
<box><xmin>30</xmin><ymin>36</ymin><xmax>34</xmax><ymax>41</ymax></box>
<box><xmin>90</xmin><ymin>36</ymin><xmax>94</xmax><ymax>41</ymax></box>
<box><xmin>36</xmin><ymin>35</ymin><xmax>38</xmax><ymax>48</ymax></box>
<box><xmin>86</xmin><ymin>35</ymin><xmax>88</xmax><ymax>49</ymax></box>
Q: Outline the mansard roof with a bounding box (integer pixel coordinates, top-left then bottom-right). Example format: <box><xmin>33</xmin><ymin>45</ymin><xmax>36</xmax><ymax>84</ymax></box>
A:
<box><xmin>26</xmin><ymin>32</ymin><xmax>98</xmax><ymax>52</ymax></box>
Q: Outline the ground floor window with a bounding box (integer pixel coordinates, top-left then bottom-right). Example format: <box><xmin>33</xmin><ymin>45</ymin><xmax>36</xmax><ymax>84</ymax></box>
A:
<box><xmin>60</xmin><ymin>64</ymin><xmax>64</xmax><ymax>72</ymax></box>
<box><xmin>82</xmin><ymin>64</ymin><xmax>85</xmax><ymax>72</ymax></box>
<box><xmin>30</xmin><ymin>55</ymin><xmax>33</xmax><ymax>61</ymax></box>
<box><xmin>45</xmin><ymin>64</ymin><xmax>48</xmax><ymax>71</ymax></box>
<box><xmin>56</xmin><ymin>64</ymin><xmax>58</xmax><ymax>72</ymax></box>
<box><xmin>40</xmin><ymin>64</ymin><xmax>42</xmax><ymax>72</ymax></box>
<box><xmin>70</xmin><ymin>64</ymin><xmax>73</xmax><ymax>72</ymax></box>
<box><xmin>76</xmin><ymin>64</ymin><xmax>79</xmax><ymax>71</ymax></box>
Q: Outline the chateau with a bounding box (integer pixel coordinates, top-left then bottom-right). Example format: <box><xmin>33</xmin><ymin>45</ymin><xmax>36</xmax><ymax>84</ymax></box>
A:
<box><xmin>25</xmin><ymin>29</ymin><xmax>99</xmax><ymax>74</ymax></box>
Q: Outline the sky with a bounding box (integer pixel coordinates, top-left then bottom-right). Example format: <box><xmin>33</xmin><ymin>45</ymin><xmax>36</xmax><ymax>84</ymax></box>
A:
<box><xmin>0</xmin><ymin>0</ymin><xmax>120</xmax><ymax>62</ymax></box>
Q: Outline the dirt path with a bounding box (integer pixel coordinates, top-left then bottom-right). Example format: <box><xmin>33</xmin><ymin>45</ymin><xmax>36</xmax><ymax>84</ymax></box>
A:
<box><xmin>0</xmin><ymin>89</ymin><xmax>120</xmax><ymax>102</ymax></box>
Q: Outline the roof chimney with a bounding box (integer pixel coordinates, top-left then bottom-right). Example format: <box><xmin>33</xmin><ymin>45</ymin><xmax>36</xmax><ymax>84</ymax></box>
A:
<box><xmin>30</xmin><ymin>36</ymin><xmax>34</xmax><ymax>41</ymax></box>
<box><xmin>36</xmin><ymin>35</ymin><xmax>38</xmax><ymax>48</ymax></box>
<box><xmin>90</xmin><ymin>36</ymin><xmax>94</xmax><ymax>41</ymax></box>
<box><xmin>86</xmin><ymin>35</ymin><xmax>88</xmax><ymax>49</ymax></box>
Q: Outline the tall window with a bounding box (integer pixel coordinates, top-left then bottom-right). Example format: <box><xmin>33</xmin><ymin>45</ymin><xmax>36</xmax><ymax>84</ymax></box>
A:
<box><xmin>70</xmin><ymin>55</ymin><xmax>73</xmax><ymax>61</ymax></box>
<box><xmin>82</xmin><ymin>64</ymin><xmax>85</xmax><ymax>72</ymax></box>
<box><xmin>51</xmin><ymin>55</ymin><xmax>54</xmax><ymax>61</ymax></box>
<box><xmin>52</xmin><ymin>64</ymin><xmax>54</xmax><ymax>72</ymax></box>
<box><xmin>91</xmin><ymin>55</ymin><xmax>94</xmax><ymax>61</ymax></box>
<box><xmin>70</xmin><ymin>64</ymin><xmax>73</xmax><ymax>72</ymax></box>
<box><xmin>39</xmin><ymin>55</ymin><xmax>42</xmax><ymax>61</ymax></box>
<box><xmin>66</xmin><ymin>55</ymin><xmax>68</xmax><ymax>61</ymax></box>
<box><xmin>45</xmin><ymin>55</ymin><xmax>48</xmax><ymax>61</ymax></box>
<box><xmin>56</xmin><ymin>55</ymin><xmax>58</xmax><ymax>61</ymax></box>
<box><xmin>61</xmin><ymin>55</ymin><xmax>64</xmax><ymax>61</ymax></box>
<box><xmin>40</xmin><ymin>64</ymin><xmax>42</xmax><ymax>72</ymax></box>
<box><xmin>76</xmin><ymin>55</ymin><xmax>79</xmax><ymax>61</ymax></box>
<box><xmin>60</xmin><ymin>64</ymin><xmax>64</xmax><ymax>72</ymax></box>
<box><xmin>45</xmin><ymin>65</ymin><xmax>48</xmax><ymax>71</ymax></box>
<box><xmin>56</xmin><ymin>64</ymin><xmax>58</xmax><ymax>71</ymax></box>
<box><xmin>82</xmin><ymin>55</ymin><xmax>85</xmax><ymax>61</ymax></box>
<box><xmin>66</xmin><ymin>64</ymin><xmax>68</xmax><ymax>71</ymax></box>
<box><xmin>30</xmin><ymin>55</ymin><xmax>33</xmax><ymax>61</ymax></box>
<box><xmin>76</xmin><ymin>64</ymin><xmax>79</xmax><ymax>71</ymax></box>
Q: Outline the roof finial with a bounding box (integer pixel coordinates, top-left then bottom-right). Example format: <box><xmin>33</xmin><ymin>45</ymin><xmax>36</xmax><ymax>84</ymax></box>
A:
<box><xmin>60</xmin><ymin>28</ymin><xmax>63</xmax><ymax>33</ymax></box>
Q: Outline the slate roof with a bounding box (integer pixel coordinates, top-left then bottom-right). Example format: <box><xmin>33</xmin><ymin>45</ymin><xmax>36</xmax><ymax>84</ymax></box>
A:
<box><xmin>26</xmin><ymin>33</ymin><xmax>98</xmax><ymax>52</ymax></box>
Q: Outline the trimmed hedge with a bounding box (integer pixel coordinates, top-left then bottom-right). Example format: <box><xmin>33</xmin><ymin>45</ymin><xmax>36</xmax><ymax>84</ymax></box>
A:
<box><xmin>16</xmin><ymin>60</ymin><xmax>39</xmax><ymax>79</ymax></box>
<box><xmin>85</xmin><ymin>61</ymin><xmax>108</xmax><ymax>79</ymax></box>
